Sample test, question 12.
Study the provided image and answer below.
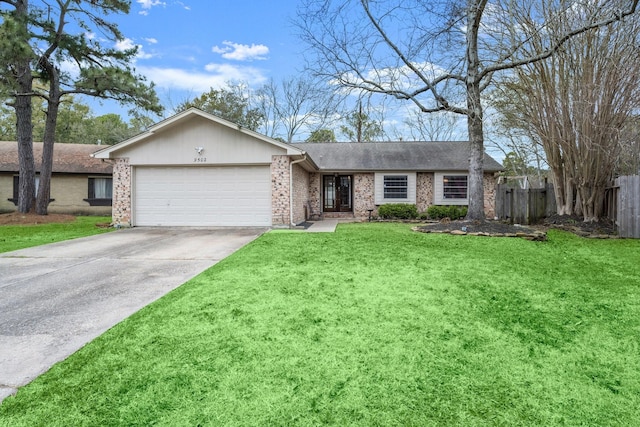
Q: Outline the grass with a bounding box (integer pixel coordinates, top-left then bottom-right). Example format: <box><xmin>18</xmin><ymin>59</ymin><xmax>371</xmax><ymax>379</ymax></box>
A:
<box><xmin>1</xmin><ymin>223</ymin><xmax>639</xmax><ymax>426</ymax></box>
<box><xmin>0</xmin><ymin>216</ymin><xmax>112</xmax><ymax>253</ymax></box>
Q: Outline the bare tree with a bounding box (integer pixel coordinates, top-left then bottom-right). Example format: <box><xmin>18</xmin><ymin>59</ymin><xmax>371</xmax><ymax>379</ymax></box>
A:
<box><xmin>339</xmin><ymin>98</ymin><xmax>384</xmax><ymax>141</ymax></box>
<box><xmin>403</xmin><ymin>109</ymin><xmax>462</xmax><ymax>141</ymax></box>
<box><xmin>297</xmin><ymin>0</ymin><xmax>639</xmax><ymax>220</ymax></box>
<box><xmin>486</xmin><ymin>92</ymin><xmax>547</xmax><ymax>186</ymax></box>
<box><xmin>255</xmin><ymin>76</ymin><xmax>342</xmax><ymax>142</ymax></box>
<box><xmin>618</xmin><ymin>118</ymin><xmax>640</xmax><ymax>175</ymax></box>
<box><xmin>500</xmin><ymin>1</ymin><xmax>640</xmax><ymax>221</ymax></box>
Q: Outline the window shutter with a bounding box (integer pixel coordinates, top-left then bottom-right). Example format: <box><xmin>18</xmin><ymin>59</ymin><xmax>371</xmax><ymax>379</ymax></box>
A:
<box><xmin>13</xmin><ymin>175</ymin><xmax>19</xmax><ymax>200</ymax></box>
<box><xmin>88</xmin><ymin>178</ymin><xmax>95</xmax><ymax>199</ymax></box>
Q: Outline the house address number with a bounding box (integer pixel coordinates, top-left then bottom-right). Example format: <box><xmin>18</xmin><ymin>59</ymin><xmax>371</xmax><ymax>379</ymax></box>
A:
<box><xmin>194</xmin><ymin>157</ymin><xmax>207</xmax><ymax>163</ymax></box>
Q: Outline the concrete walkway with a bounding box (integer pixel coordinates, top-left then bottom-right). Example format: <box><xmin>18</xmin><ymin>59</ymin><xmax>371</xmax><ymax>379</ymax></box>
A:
<box><xmin>0</xmin><ymin>227</ymin><xmax>266</xmax><ymax>403</ymax></box>
<box><xmin>305</xmin><ymin>219</ymin><xmax>340</xmax><ymax>232</ymax></box>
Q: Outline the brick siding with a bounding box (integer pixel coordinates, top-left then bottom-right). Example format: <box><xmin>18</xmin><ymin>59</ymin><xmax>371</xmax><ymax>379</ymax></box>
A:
<box><xmin>483</xmin><ymin>172</ymin><xmax>497</xmax><ymax>218</ymax></box>
<box><xmin>112</xmin><ymin>158</ymin><xmax>131</xmax><ymax>226</ymax></box>
<box><xmin>271</xmin><ymin>155</ymin><xmax>290</xmax><ymax>226</ymax></box>
<box><xmin>308</xmin><ymin>173</ymin><xmax>321</xmax><ymax>215</ymax></box>
<box><xmin>307</xmin><ymin>171</ymin><xmax>498</xmax><ymax>219</ymax></box>
<box><xmin>291</xmin><ymin>163</ymin><xmax>309</xmax><ymax>224</ymax></box>
<box><xmin>353</xmin><ymin>173</ymin><xmax>375</xmax><ymax>218</ymax></box>
<box><xmin>416</xmin><ymin>172</ymin><xmax>435</xmax><ymax>213</ymax></box>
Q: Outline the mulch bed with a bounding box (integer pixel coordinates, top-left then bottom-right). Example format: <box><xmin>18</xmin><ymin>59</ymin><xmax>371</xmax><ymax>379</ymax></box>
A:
<box><xmin>415</xmin><ymin>214</ymin><xmax>619</xmax><ymax>240</ymax></box>
<box><xmin>0</xmin><ymin>212</ymin><xmax>77</xmax><ymax>225</ymax></box>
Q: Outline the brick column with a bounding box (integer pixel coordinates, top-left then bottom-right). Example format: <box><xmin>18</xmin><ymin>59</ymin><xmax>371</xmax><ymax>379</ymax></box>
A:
<box><xmin>416</xmin><ymin>172</ymin><xmax>434</xmax><ymax>213</ymax></box>
<box><xmin>353</xmin><ymin>173</ymin><xmax>375</xmax><ymax>218</ymax></box>
<box><xmin>112</xmin><ymin>158</ymin><xmax>131</xmax><ymax>226</ymax></box>
<box><xmin>483</xmin><ymin>172</ymin><xmax>498</xmax><ymax>219</ymax></box>
<box><xmin>271</xmin><ymin>155</ymin><xmax>290</xmax><ymax>226</ymax></box>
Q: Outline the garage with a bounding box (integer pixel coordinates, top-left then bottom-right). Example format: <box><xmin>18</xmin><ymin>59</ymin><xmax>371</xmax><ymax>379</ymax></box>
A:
<box><xmin>93</xmin><ymin>108</ymin><xmax>312</xmax><ymax>227</ymax></box>
<box><xmin>133</xmin><ymin>166</ymin><xmax>272</xmax><ymax>226</ymax></box>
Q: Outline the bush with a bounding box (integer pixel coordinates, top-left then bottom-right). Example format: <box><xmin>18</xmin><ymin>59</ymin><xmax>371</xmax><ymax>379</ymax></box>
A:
<box><xmin>426</xmin><ymin>205</ymin><xmax>468</xmax><ymax>220</ymax></box>
<box><xmin>377</xmin><ymin>203</ymin><xmax>418</xmax><ymax>219</ymax></box>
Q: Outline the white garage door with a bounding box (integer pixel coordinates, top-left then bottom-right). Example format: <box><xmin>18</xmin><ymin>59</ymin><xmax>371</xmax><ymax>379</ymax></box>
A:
<box><xmin>134</xmin><ymin>166</ymin><xmax>272</xmax><ymax>226</ymax></box>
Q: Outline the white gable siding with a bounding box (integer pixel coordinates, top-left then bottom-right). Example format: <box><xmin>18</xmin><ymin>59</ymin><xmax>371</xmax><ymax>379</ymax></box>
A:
<box><xmin>374</xmin><ymin>172</ymin><xmax>416</xmax><ymax>204</ymax></box>
<box><xmin>434</xmin><ymin>172</ymin><xmax>468</xmax><ymax>205</ymax></box>
<box><xmin>114</xmin><ymin>115</ymin><xmax>286</xmax><ymax>166</ymax></box>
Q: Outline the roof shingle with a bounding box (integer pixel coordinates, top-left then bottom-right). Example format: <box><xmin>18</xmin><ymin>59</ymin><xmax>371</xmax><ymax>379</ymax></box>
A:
<box><xmin>0</xmin><ymin>141</ymin><xmax>112</xmax><ymax>174</ymax></box>
<box><xmin>292</xmin><ymin>141</ymin><xmax>503</xmax><ymax>172</ymax></box>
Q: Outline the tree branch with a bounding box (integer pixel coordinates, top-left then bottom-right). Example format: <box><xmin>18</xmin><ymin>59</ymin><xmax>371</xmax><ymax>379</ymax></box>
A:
<box><xmin>359</xmin><ymin>0</ymin><xmax>461</xmax><ymax>111</ymax></box>
<box><xmin>479</xmin><ymin>0</ymin><xmax>640</xmax><ymax>81</ymax></box>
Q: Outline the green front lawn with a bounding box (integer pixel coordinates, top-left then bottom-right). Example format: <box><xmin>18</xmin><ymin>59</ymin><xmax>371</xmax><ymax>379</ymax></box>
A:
<box><xmin>1</xmin><ymin>224</ymin><xmax>639</xmax><ymax>426</ymax></box>
<box><xmin>0</xmin><ymin>216</ymin><xmax>112</xmax><ymax>253</ymax></box>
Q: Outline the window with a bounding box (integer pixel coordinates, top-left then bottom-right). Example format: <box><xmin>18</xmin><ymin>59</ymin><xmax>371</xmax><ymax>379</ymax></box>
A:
<box><xmin>384</xmin><ymin>175</ymin><xmax>408</xmax><ymax>199</ymax></box>
<box><xmin>375</xmin><ymin>172</ymin><xmax>416</xmax><ymax>204</ymax></box>
<box><xmin>10</xmin><ymin>175</ymin><xmax>45</xmax><ymax>205</ymax></box>
<box><xmin>443</xmin><ymin>175</ymin><xmax>468</xmax><ymax>199</ymax></box>
<box><xmin>85</xmin><ymin>177</ymin><xmax>112</xmax><ymax>206</ymax></box>
<box><xmin>434</xmin><ymin>173</ymin><xmax>469</xmax><ymax>205</ymax></box>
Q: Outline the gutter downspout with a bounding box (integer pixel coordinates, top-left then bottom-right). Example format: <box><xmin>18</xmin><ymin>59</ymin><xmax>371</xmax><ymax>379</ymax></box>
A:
<box><xmin>290</xmin><ymin>154</ymin><xmax>307</xmax><ymax>227</ymax></box>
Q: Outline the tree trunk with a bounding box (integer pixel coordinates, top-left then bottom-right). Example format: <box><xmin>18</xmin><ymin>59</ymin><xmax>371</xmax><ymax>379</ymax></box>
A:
<box><xmin>16</xmin><ymin>90</ymin><xmax>35</xmax><ymax>213</ymax></box>
<box><xmin>466</xmin><ymin>102</ymin><xmax>485</xmax><ymax>221</ymax></box>
<box><xmin>36</xmin><ymin>61</ymin><xmax>61</xmax><ymax>215</ymax></box>
<box><xmin>551</xmin><ymin>168</ymin><xmax>574</xmax><ymax>216</ymax></box>
<box><xmin>15</xmin><ymin>0</ymin><xmax>35</xmax><ymax>214</ymax></box>
<box><xmin>465</xmin><ymin>1</ymin><xmax>485</xmax><ymax>222</ymax></box>
<box><xmin>577</xmin><ymin>182</ymin><xmax>605</xmax><ymax>222</ymax></box>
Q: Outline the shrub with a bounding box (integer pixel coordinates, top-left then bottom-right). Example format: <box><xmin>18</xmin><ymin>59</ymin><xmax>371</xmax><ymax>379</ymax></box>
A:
<box><xmin>426</xmin><ymin>205</ymin><xmax>468</xmax><ymax>220</ymax></box>
<box><xmin>377</xmin><ymin>203</ymin><xmax>418</xmax><ymax>219</ymax></box>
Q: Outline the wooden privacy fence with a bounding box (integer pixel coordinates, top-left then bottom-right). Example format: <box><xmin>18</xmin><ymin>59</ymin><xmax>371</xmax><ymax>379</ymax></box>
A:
<box><xmin>495</xmin><ymin>183</ymin><xmax>556</xmax><ymax>225</ymax></box>
<box><xmin>497</xmin><ymin>176</ymin><xmax>639</xmax><ymax>237</ymax></box>
<box><xmin>606</xmin><ymin>175</ymin><xmax>640</xmax><ymax>238</ymax></box>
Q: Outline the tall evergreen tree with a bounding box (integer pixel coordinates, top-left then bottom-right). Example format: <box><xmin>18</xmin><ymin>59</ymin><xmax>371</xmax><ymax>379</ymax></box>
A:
<box><xmin>0</xmin><ymin>0</ymin><xmax>162</xmax><ymax>214</ymax></box>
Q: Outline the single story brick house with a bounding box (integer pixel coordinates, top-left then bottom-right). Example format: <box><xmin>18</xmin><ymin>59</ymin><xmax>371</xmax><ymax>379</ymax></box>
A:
<box><xmin>93</xmin><ymin>108</ymin><xmax>503</xmax><ymax>227</ymax></box>
<box><xmin>0</xmin><ymin>141</ymin><xmax>112</xmax><ymax>215</ymax></box>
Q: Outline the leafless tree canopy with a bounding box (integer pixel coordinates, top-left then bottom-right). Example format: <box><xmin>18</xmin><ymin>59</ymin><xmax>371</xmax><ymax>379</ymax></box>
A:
<box><xmin>296</xmin><ymin>0</ymin><xmax>638</xmax><ymax>220</ymax></box>
<box><xmin>500</xmin><ymin>0</ymin><xmax>640</xmax><ymax>221</ymax></box>
<box><xmin>255</xmin><ymin>77</ymin><xmax>343</xmax><ymax>143</ymax></box>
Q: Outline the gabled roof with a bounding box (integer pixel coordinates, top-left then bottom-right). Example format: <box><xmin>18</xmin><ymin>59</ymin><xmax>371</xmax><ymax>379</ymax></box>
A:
<box><xmin>0</xmin><ymin>141</ymin><xmax>112</xmax><ymax>174</ymax></box>
<box><xmin>93</xmin><ymin>107</ymin><xmax>306</xmax><ymax>159</ymax></box>
<box><xmin>293</xmin><ymin>142</ymin><xmax>503</xmax><ymax>172</ymax></box>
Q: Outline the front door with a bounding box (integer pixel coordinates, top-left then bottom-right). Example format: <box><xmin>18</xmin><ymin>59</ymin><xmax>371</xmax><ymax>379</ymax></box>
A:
<box><xmin>323</xmin><ymin>175</ymin><xmax>352</xmax><ymax>212</ymax></box>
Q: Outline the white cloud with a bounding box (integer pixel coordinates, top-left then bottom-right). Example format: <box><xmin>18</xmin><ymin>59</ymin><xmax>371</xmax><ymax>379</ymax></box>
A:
<box><xmin>114</xmin><ymin>38</ymin><xmax>155</xmax><ymax>60</ymax></box>
<box><xmin>212</xmin><ymin>41</ymin><xmax>269</xmax><ymax>61</ymax></box>
<box><xmin>137</xmin><ymin>0</ymin><xmax>165</xmax><ymax>8</ymax></box>
<box><xmin>176</xmin><ymin>1</ymin><xmax>190</xmax><ymax>10</ymax></box>
<box><xmin>138</xmin><ymin>64</ymin><xmax>268</xmax><ymax>92</ymax></box>
<box><xmin>137</xmin><ymin>0</ymin><xmax>165</xmax><ymax>14</ymax></box>
<box><xmin>145</xmin><ymin>37</ymin><xmax>158</xmax><ymax>44</ymax></box>
<box><xmin>115</xmin><ymin>38</ymin><xmax>136</xmax><ymax>51</ymax></box>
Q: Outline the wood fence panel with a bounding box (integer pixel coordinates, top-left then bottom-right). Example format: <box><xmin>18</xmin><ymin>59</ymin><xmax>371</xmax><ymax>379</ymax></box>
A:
<box><xmin>617</xmin><ymin>175</ymin><xmax>640</xmax><ymax>238</ymax></box>
<box><xmin>496</xmin><ymin>184</ymin><xmax>549</xmax><ymax>225</ymax></box>
<box><xmin>499</xmin><ymin>178</ymin><xmax>639</xmax><ymax>237</ymax></box>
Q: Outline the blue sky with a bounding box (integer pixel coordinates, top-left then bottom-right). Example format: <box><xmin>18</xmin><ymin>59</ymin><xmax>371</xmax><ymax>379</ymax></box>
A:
<box><xmin>95</xmin><ymin>0</ymin><xmax>302</xmax><ymax>116</ymax></box>
<box><xmin>87</xmin><ymin>0</ymin><xmax>482</xmax><ymax>148</ymax></box>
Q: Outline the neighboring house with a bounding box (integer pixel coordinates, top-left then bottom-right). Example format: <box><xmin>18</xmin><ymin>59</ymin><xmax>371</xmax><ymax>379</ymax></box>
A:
<box><xmin>0</xmin><ymin>141</ymin><xmax>112</xmax><ymax>215</ymax></box>
<box><xmin>93</xmin><ymin>108</ymin><xmax>503</xmax><ymax>227</ymax></box>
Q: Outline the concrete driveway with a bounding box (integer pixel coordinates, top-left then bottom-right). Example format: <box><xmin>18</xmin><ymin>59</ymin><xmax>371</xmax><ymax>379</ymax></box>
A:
<box><xmin>0</xmin><ymin>227</ymin><xmax>267</xmax><ymax>402</ymax></box>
